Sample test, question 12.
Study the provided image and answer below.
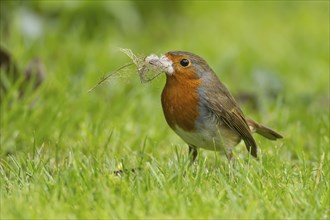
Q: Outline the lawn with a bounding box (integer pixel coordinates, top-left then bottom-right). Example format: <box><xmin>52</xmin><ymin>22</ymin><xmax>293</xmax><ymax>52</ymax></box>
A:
<box><xmin>1</xmin><ymin>1</ymin><xmax>329</xmax><ymax>219</ymax></box>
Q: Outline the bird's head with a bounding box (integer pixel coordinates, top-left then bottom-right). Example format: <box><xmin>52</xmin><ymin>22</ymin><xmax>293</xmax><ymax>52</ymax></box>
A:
<box><xmin>145</xmin><ymin>51</ymin><xmax>213</xmax><ymax>82</ymax></box>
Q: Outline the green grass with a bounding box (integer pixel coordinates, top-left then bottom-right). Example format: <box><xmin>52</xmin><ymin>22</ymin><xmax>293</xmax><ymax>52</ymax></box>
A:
<box><xmin>1</xmin><ymin>1</ymin><xmax>329</xmax><ymax>219</ymax></box>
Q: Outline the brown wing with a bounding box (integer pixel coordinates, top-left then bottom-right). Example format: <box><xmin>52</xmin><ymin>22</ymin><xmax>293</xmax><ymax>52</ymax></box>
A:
<box><xmin>202</xmin><ymin>80</ymin><xmax>258</xmax><ymax>157</ymax></box>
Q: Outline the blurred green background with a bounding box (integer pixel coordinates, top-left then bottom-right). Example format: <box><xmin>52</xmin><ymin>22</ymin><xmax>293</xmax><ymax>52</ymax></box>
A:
<box><xmin>1</xmin><ymin>0</ymin><xmax>328</xmax><ymax>156</ymax></box>
<box><xmin>0</xmin><ymin>1</ymin><xmax>329</xmax><ymax>219</ymax></box>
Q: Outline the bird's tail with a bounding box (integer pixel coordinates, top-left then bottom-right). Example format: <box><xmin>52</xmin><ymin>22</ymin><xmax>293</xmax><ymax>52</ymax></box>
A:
<box><xmin>246</xmin><ymin>118</ymin><xmax>283</xmax><ymax>140</ymax></box>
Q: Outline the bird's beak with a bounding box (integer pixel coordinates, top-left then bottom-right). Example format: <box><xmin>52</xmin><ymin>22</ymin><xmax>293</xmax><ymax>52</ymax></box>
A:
<box><xmin>144</xmin><ymin>54</ymin><xmax>174</xmax><ymax>75</ymax></box>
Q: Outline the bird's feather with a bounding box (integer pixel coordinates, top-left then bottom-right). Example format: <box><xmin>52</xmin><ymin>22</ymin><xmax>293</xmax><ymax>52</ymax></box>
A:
<box><xmin>201</xmin><ymin>73</ymin><xmax>258</xmax><ymax>157</ymax></box>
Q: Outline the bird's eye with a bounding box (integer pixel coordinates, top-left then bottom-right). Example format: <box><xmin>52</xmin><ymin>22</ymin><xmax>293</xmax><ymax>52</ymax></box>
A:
<box><xmin>180</xmin><ymin>59</ymin><xmax>189</xmax><ymax>67</ymax></box>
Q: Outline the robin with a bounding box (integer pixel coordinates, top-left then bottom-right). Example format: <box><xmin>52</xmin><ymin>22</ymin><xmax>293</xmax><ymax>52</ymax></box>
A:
<box><xmin>146</xmin><ymin>51</ymin><xmax>283</xmax><ymax>161</ymax></box>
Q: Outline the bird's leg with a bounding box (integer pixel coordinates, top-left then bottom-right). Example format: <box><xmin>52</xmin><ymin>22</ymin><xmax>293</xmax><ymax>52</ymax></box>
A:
<box><xmin>181</xmin><ymin>145</ymin><xmax>198</xmax><ymax>177</ymax></box>
<box><xmin>188</xmin><ymin>145</ymin><xmax>198</xmax><ymax>163</ymax></box>
<box><xmin>226</xmin><ymin>149</ymin><xmax>236</xmax><ymax>180</ymax></box>
<box><xmin>226</xmin><ymin>149</ymin><xmax>233</xmax><ymax>161</ymax></box>
<box><xmin>226</xmin><ymin>149</ymin><xmax>235</xmax><ymax>165</ymax></box>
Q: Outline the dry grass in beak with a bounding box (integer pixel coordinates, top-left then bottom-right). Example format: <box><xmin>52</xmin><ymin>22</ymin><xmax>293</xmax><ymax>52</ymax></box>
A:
<box><xmin>88</xmin><ymin>48</ymin><xmax>164</xmax><ymax>93</ymax></box>
<box><xmin>119</xmin><ymin>48</ymin><xmax>164</xmax><ymax>83</ymax></box>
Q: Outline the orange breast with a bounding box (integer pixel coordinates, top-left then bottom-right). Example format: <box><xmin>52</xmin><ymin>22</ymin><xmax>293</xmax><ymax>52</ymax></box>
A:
<box><xmin>161</xmin><ymin>72</ymin><xmax>201</xmax><ymax>131</ymax></box>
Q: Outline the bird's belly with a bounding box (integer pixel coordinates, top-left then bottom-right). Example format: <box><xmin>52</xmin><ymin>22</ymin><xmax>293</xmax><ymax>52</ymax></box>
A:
<box><xmin>174</xmin><ymin>125</ymin><xmax>241</xmax><ymax>152</ymax></box>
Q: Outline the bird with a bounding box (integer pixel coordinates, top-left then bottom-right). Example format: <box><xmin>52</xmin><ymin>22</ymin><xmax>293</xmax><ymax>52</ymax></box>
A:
<box><xmin>148</xmin><ymin>51</ymin><xmax>283</xmax><ymax>161</ymax></box>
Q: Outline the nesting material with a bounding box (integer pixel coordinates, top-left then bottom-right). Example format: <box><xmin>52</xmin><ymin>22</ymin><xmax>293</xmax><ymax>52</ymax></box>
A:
<box><xmin>88</xmin><ymin>48</ymin><xmax>167</xmax><ymax>93</ymax></box>
<box><xmin>119</xmin><ymin>48</ymin><xmax>166</xmax><ymax>83</ymax></box>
